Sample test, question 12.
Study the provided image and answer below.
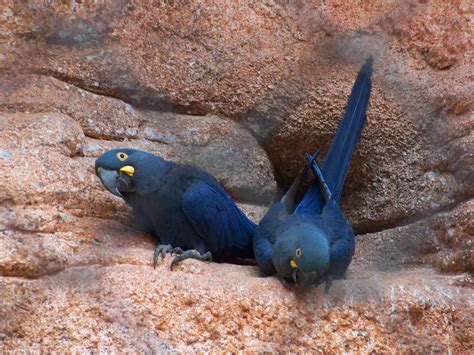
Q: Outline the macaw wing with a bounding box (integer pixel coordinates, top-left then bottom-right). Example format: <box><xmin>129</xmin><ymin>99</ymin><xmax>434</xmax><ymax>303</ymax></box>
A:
<box><xmin>182</xmin><ymin>182</ymin><xmax>255</xmax><ymax>256</ymax></box>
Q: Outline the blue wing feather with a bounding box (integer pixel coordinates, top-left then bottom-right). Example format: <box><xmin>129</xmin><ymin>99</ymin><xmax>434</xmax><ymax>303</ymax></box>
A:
<box><xmin>321</xmin><ymin>199</ymin><xmax>356</xmax><ymax>276</ymax></box>
<box><xmin>182</xmin><ymin>182</ymin><xmax>256</xmax><ymax>258</ymax></box>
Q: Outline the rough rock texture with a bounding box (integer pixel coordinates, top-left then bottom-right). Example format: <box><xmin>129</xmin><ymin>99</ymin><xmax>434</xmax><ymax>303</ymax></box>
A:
<box><xmin>0</xmin><ymin>0</ymin><xmax>472</xmax><ymax>352</ymax></box>
<box><xmin>0</xmin><ymin>75</ymin><xmax>276</xmax><ymax>204</ymax></box>
<box><xmin>1</xmin><ymin>262</ymin><xmax>472</xmax><ymax>352</ymax></box>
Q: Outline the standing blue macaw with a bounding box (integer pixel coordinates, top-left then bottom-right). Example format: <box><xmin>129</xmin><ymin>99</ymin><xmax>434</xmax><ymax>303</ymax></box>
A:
<box><xmin>253</xmin><ymin>57</ymin><xmax>373</xmax><ymax>289</ymax></box>
<box><xmin>95</xmin><ymin>149</ymin><xmax>256</xmax><ymax>269</ymax></box>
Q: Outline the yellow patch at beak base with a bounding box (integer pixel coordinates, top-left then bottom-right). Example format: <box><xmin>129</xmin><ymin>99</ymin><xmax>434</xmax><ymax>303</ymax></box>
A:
<box><xmin>290</xmin><ymin>259</ymin><xmax>298</xmax><ymax>269</ymax></box>
<box><xmin>120</xmin><ymin>165</ymin><xmax>135</xmax><ymax>176</ymax></box>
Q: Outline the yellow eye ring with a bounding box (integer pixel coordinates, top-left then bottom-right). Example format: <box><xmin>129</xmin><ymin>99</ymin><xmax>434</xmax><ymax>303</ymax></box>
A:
<box><xmin>296</xmin><ymin>248</ymin><xmax>302</xmax><ymax>258</ymax></box>
<box><xmin>117</xmin><ymin>152</ymin><xmax>128</xmax><ymax>161</ymax></box>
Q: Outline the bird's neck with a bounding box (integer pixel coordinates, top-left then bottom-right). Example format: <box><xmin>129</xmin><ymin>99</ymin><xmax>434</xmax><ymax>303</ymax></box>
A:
<box><xmin>135</xmin><ymin>157</ymin><xmax>173</xmax><ymax>195</ymax></box>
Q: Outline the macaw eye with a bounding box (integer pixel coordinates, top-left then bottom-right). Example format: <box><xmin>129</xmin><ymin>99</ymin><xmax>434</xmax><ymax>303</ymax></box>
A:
<box><xmin>296</xmin><ymin>248</ymin><xmax>302</xmax><ymax>258</ymax></box>
<box><xmin>117</xmin><ymin>152</ymin><xmax>128</xmax><ymax>161</ymax></box>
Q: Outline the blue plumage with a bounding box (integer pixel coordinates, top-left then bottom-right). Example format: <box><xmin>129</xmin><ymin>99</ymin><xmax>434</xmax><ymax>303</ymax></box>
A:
<box><xmin>95</xmin><ymin>149</ymin><xmax>255</xmax><ymax>267</ymax></box>
<box><xmin>253</xmin><ymin>57</ymin><xmax>373</xmax><ymax>288</ymax></box>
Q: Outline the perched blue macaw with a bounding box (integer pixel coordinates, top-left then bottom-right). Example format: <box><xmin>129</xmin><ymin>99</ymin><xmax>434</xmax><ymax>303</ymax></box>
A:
<box><xmin>253</xmin><ymin>57</ymin><xmax>373</xmax><ymax>289</ymax></box>
<box><xmin>95</xmin><ymin>148</ymin><xmax>255</xmax><ymax>269</ymax></box>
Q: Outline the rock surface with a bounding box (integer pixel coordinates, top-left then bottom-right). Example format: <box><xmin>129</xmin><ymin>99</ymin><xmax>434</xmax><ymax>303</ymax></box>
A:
<box><xmin>1</xmin><ymin>261</ymin><xmax>472</xmax><ymax>352</ymax></box>
<box><xmin>0</xmin><ymin>0</ymin><xmax>472</xmax><ymax>352</ymax></box>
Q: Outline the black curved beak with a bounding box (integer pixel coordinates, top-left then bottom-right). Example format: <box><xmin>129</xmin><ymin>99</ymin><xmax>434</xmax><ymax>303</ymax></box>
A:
<box><xmin>96</xmin><ymin>167</ymin><xmax>122</xmax><ymax>197</ymax></box>
<box><xmin>294</xmin><ymin>270</ymin><xmax>318</xmax><ymax>288</ymax></box>
<box><xmin>292</xmin><ymin>269</ymin><xmax>299</xmax><ymax>286</ymax></box>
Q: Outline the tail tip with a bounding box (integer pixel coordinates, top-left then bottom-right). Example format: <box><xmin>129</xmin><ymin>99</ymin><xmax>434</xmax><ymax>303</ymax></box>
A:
<box><xmin>361</xmin><ymin>56</ymin><xmax>374</xmax><ymax>76</ymax></box>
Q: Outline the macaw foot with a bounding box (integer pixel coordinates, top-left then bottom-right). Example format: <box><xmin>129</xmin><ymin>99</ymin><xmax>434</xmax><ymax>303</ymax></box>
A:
<box><xmin>153</xmin><ymin>244</ymin><xmax>183</xmax><ymax>269</ymax></box>
<box><xmin>170</xmin><ymin>249</ymin><xmax>212</xmax><ymax>270</ymax></box>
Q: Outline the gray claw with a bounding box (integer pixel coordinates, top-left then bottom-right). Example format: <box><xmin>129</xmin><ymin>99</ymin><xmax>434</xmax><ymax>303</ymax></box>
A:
<box><xmin>153</xmin><ymin>244</ymin><xmax>173</xmax><ymax>269</ymax></box>
<box><xmin>170</xmin><ymin>250</ymin><xmax>212</xmax><ymax>270</ymax></box>
<box><xmin>170</xmin><ymin>247</ymin><xmax>184</xmax><ymax>256</ymax></box>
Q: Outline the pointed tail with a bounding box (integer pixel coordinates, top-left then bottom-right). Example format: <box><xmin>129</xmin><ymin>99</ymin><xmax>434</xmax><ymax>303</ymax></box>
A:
<box><xmin>323</xmin><ymin>56</ymin><xmax>373</xmax><ymax>202</ymax></box>
<box><xmin>296</xmin><ymin>57</ymin><xmax>373</xmax><ymax>214</ymax></box>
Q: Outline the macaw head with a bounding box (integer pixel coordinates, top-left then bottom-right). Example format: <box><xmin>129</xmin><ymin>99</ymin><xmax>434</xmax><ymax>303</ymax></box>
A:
<box><xmin>272</xmin><ymin>224</ymin><xmax>330</xmax><ymax>288</ymax></box>
<box><xmin>95</xmin><ymin>148</ymin><xmax>168</xmax><ymax>196</ymax></box>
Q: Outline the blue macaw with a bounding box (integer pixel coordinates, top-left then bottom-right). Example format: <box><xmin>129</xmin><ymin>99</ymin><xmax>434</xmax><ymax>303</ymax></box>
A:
<box><xmin>253</xmin><ymin>57</ymin><xmax>373</xmax><ymax>289</ymax></box>
<box><xmin>95</xmin><ymin>148</ymin><xmax>255</xmax><ymax>269</ymax></box>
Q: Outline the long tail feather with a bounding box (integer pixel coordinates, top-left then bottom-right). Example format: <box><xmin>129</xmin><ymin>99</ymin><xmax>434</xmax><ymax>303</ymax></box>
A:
<box><xmin>305</xmin><ymin>152</ymin><xmax>332</xmax><ymax>202</ymax></box>
<box><xmin>281</xmin><ymin>150</ymin><xmax>320</xmax><ymax>213</ymax></box>
<box><xmin>296</xmin><ymin>57</ymin><xmax>373</xmax><ymax>214</ymax></box>
<box><xmin>323</xmin><ymin>56</ymin><xmax>373</xmax><ymax>202</ymax></box>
